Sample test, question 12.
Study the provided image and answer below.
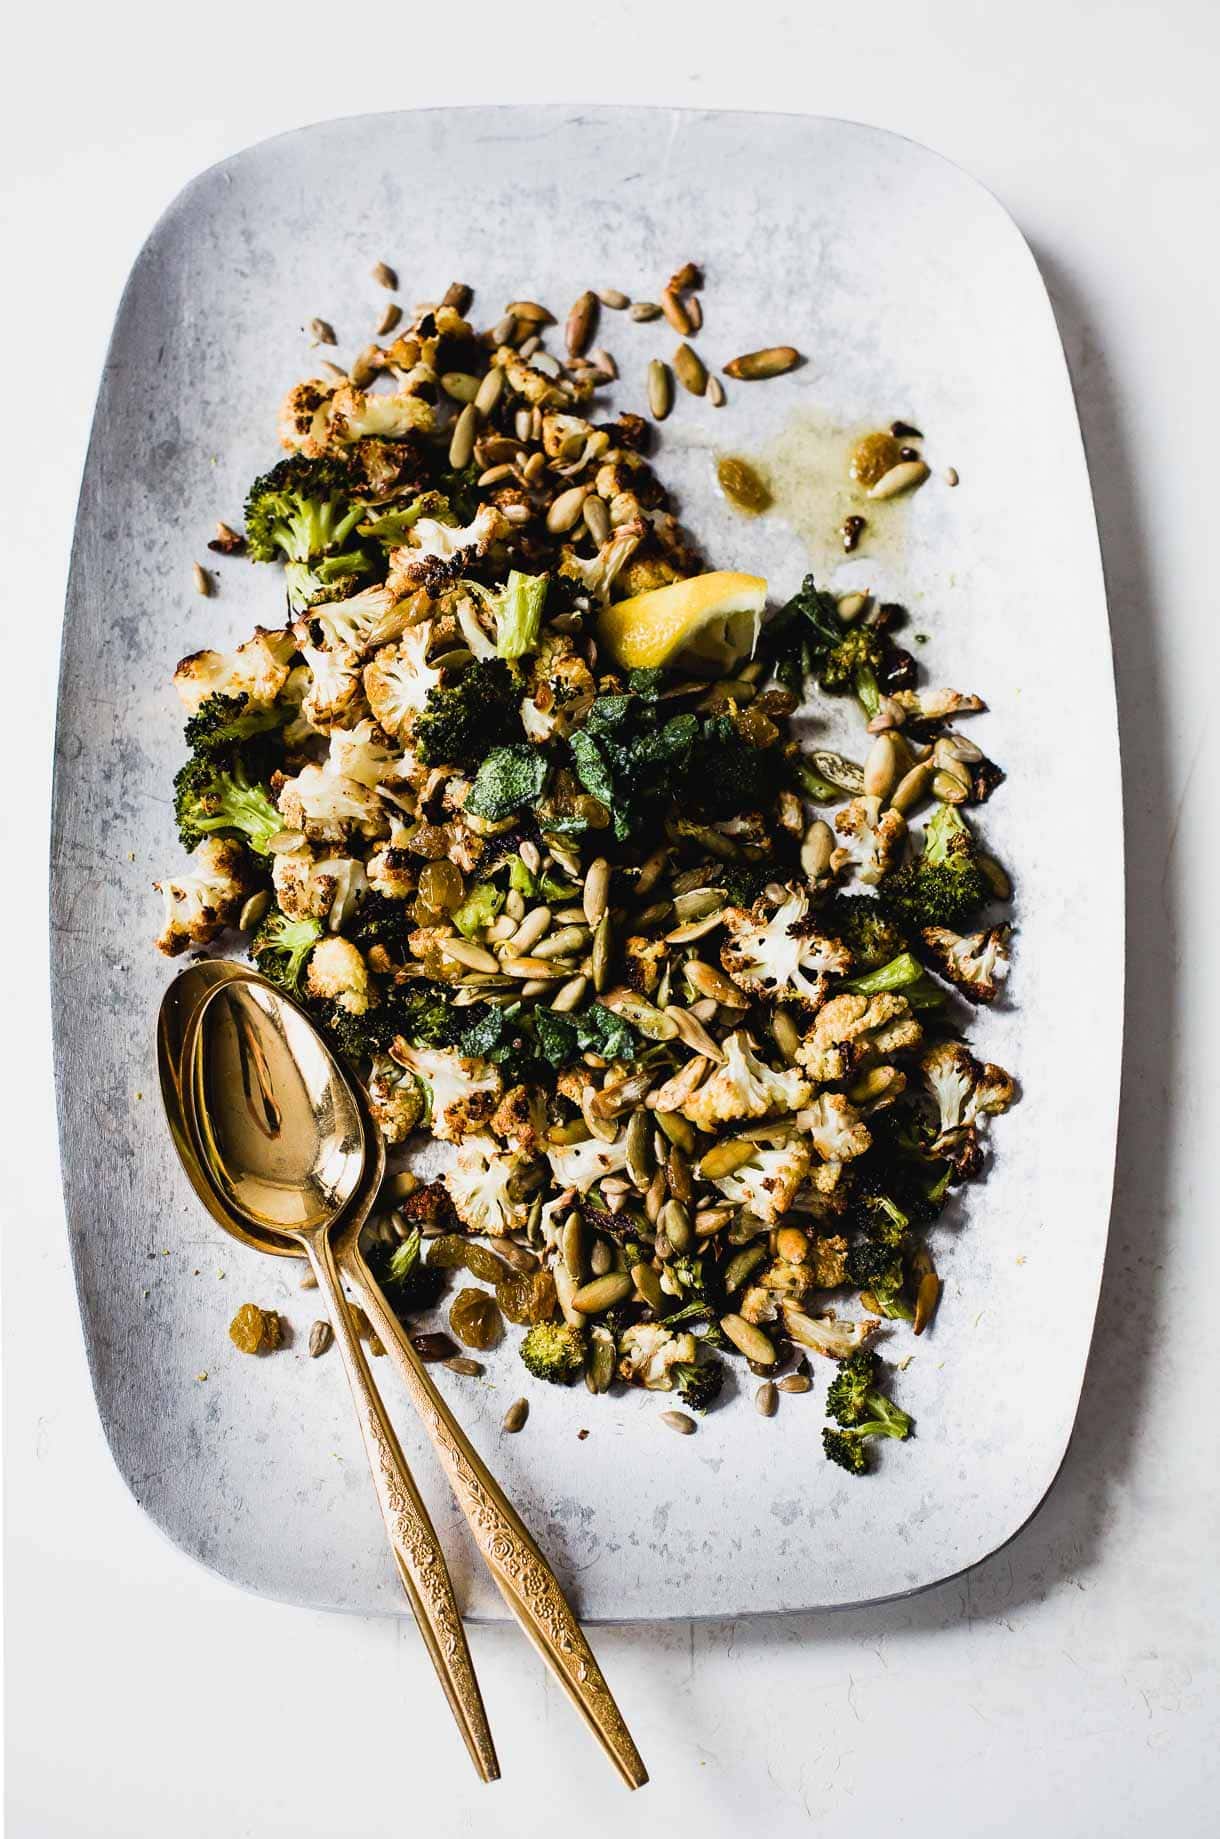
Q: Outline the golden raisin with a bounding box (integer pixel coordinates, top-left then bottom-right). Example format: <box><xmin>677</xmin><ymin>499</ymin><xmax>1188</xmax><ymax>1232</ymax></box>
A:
<box><xmin>419</xmin><ymin>859</ymin><xmax>464</xmax><ymax>912</ymax></box>
<box><xmin>464</xmin><ymin>1243</ymin><xmax>514</xmax><ymax>1284</ymax></box>
<box><xmin>496</xmin><ymin>1270</ymin><xmax>558</xmax><ymax>1326</ymax></box>
<box><xmin>427</xmin><ymin>1234</ymin><xmax>475</xmax><ymax>1270</ymax></box>
<box><xmin>848</xmin><ymin>431</ymin><xmax>903</xmax><ymax>489</ymax></box>
<box><xmin>716</xmin><ymin>455</ymin><xmax>772</xmax><ymax>514</ymax></box>
<box><xmin>228</xmin><ymin>1303</ymin><xmax>282</xmax><ymax>1355</ymax></box>
<box><xmin>449</xmin><ymin>1288</ymin><xmax>503</xmax><ymax>1350</ymax></box>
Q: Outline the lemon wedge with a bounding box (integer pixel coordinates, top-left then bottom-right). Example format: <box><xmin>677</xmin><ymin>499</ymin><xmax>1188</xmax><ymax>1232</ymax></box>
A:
<box><xmin>597</xmin><ymin>570</ymin><xmax>768</xmax><ymax>674</ymax></box>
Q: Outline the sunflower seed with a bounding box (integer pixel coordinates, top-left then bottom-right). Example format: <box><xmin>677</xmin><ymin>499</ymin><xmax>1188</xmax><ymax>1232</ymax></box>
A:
<box><xmin>720</xmin><ymin>1314</ymin><xmax>776</xmax><ymax>1364</ymax></box>
<box><xmin>238</xmin><ymin>890</ymin><xmax>271</xmax><ymax>933</ymax></box>
<box><xmin>503</xmin><ymin>1398</ymin><xmax>529</xmax><ymax>1433</ymax></box>
<box><xmin>777</xmin><ymin>1374</ymin><xmax>812</xmax><ymax>1394</ymax></box>
<box><xmin>441</xmin><ymin>372</ymin><xmax>480</xmax><ymax>404</ymax></box>
<box><xmin>978</xmin><ymin>853</ymin><xmax>1012</xmax><ymax>900</ymax></box>
<box><xmin>350</xmin><ymin>343</ymin><xmax>382</xmax><ymax>386</ymax></box>
<box><xmin>308</xmin><ymin>1321</ymin><xmax>333</xmax><ymax>1358</ymax></box>
<box><xmin>649</xmin><ymin>1056</ymin><xmax>711</xmax><ymax>1112</ymax></box>
<box><xmin>448</xmin><ymin>402</ymin><xmax>478</xmax><ymax>469</ymax></box>
<box><xmin>673</xmin><ymin>342</ymin><xmax>707</xmax><ymax>396</ymax></box>
<box><xmin>588</xmin><ymin>347</ymin><xmax>618</xmax><ymax>381</ymax></box>
<box><xmin>441</xmin><ymin>936</ymin><xmax>501</xmax><ymax>973</ymax></box>
<box><xmin>660</xmin><ymin>1410</ymin><xmax>696</xmax><ymax>1436</ymax></box>
<box><xmin>707</xmin><ymin>375</ymin><xmax>726</xmax><ymax>407</ymax></box>
<box><xmin>695</xmin><ymin>1204</ymin><xmax>735</xmax><ymax>1237</ymax></box>
<box><xmin>267</xmin><ymin>829</ymin><xmax>307</xmax><ymax>854</ymax></box>
<box><xmin>755</xmin><ymin>1381</ymin><xmax>778</xmax><ymax>1417</ymax></box>
<box><xmin>632</xmin><ymin>1261</ymin><xmax>666</xmax><ymax>1312</ymax></box>
<box><xmin>572</xmin><ymin>1272</ymin><xmax>634</xmax><ymax>1314</ymax></box>
<box><xmin>376</xmin><ymin>302</ymin><xmax>402</xmax><ymax>337</ymax></box>
<box><xmin>586</xmin><ymin>1327</ymin><xmax>616</xmax><ymax>1393</ymax></box>
<box><xmin>546</xmin><ymin>485</ymin><xmax>591</xmax><ymax>534</ymax></box>
<box><xmin>698</xmin><ymin>1139</ymin><xmax>757</xmax><ymax>1180</ymax></box>
<box><xmin>667</xmin><ymin>1007</ymin><xmax>724</xmax><ymax>1062</ymax></box>
<box><xmin>444</xmin><ymin>1355</ymin><xmax>484</xmax><ymax>1377</ymax></box>
<box><xmin>647</xmin><ymin>359</ymin><xmax>673</xmax><ymax>421</ymax></box>
<box><xmin>474</xmin><ymin>365</ymin><xmax>505</xmax><ymax>417</ymax></box>
<box><xmin>944</xmin><ymin>466</ymin><xmax>960</xmax><ymax>486</ymax></box>
<box><xmin>507</xmin><ymin>906</ymin><xmax>552</xmax><ymax>953</ymax></box>
<box><xmin>561</xmin><ymin>1210</ymin><xmax>586</xmax><ymax>1284</ymax></box>
<box><xmin>192</xmin><ymin>562</ymin><xmax>212</xmax><ymax>597</ymax></box>
<box><xmin>491</xmin><ymin>313</ymin><xmax>517</xmax><ymax>347</ymax></box>
<box><xmin>309</xmin><ymin>317</ymin><xmax>336</xmax><ymax>345</ymax></box>
<box><xmin>630</xmin><ymin>301</ymin><xmax>663</xmax><ymax>321</ymax></box>
<box><xmin>661</xmin><ymin>288</ymin><xmax>693</xmax><ymax>335</ymax></box>
<box><xmin>532</xmin><ymin>925</ymin><xmax>589</xmax><ymax>960</ymax></box>
<box><xmin>837</xmin><ymin>592</ymin><xmax>870</xmax><ymax>623</ymax></box>
<box><xmin>868</xmin><ymin>459</ymin><xmax>930</xmax><ymax>500</ymax></box>
<box><xmin>724</xmin><ymin>346</ymin><xmax>800</xmax><ymax>380</ymax></box>
<box><xmin>597</xmin><ymin>288</ymin><xmax>630</xmax><ymax>309</ymax></box>
<box><xmin>687</xmin><ymin>293</ymin><xmax>703</xmax><ymax>332</ymax></box>
<box><xmin>932</xmin><ymin>770</ymin><xmax>969</xmax><ymax>805</ymax></box>
<box><xmin>371</xmin><ymin>261</ymin><xmax>397</xmax><ymax>290</ymax></box>
<box><xmin>665</xmin><ymin>909</ymin><xmax>726</xmax><ymax>944</ymax></box>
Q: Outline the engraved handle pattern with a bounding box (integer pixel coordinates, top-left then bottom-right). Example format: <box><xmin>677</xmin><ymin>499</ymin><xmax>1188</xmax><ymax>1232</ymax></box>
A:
<box><xmin>306</xmin><ymin>1235</ymin><xmax>499</xmax><ymax>1782</ymax></box>
<box><xmin>348</xmin><ymin>1247</ymin><xmax>647</xmax><ymax>1790</ymax></box>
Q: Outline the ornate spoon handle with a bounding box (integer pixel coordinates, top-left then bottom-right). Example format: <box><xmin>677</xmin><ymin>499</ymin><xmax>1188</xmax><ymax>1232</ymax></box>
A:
<box><xmin>345</xmin><ymin>1243</ymin><xmax>647</xmax><ymax>1790</ymax></box>
<box><xmin>306</xmin><ymin>1231</ymin><xmax>499</xmax><ymax>1782</ymax></box>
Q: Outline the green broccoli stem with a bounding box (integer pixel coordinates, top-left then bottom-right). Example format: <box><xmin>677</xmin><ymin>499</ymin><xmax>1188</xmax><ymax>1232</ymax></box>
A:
<box><xmin>496</xmin><ymin>570</ymin><xmax>548</xmax><ymax>661</ymax></box>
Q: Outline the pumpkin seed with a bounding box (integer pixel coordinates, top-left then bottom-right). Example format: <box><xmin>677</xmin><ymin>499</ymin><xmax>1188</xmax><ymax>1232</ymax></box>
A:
<box><xmin>591</xmin><ymin>912</ymin><xmax>613</xmax><ymax>993</ymax></box>
<box><xmin>720</xmin><ymin>1314</ymin><xmax>776</xmax><ymax>1364</ymax></box>
<box><xmin>441</xmin><ymin>372</ymin><xmax>480</xmax><ymax>403</ymax></box>
<box><xmin>864</xmin><ymin>733</ymin><xmax>900</xmax><ymax>802</ymax></box>
<box><xmin>561</xmin><ymin>1210</ymin><xmax>586</xmax><ymax>1284</ymax></box>
<box><xmin>660</xmin><ymin>1410</ymin><xmax>696</xmax><ymax>1436</ymax></box>
<box><xmin>695</xmin><ymin>1205</ymin><xmax>734</xmax><ymax>1237</ymax></box>
<box><xmin>267</xmin><ymin>829</ymin><xmax>307</xmax><ymax>854</ymax></box>
<box><xmin>724</xmin><ymin>346</ymin><xmax>800</xmax><ymax>380</ymax></box>
<box><xmin>448</xmin><ymin>402</ymin><xmax>478</xmax><ymax>469</ymax></box>
<box><xmin>755</xmin><ymin>1381</ymin><xmax>778</xmax><ymax>1418</ymax></box>
<box><xmin>507</xmin><ymin>906</ymin><xmax>552</xmax><ymax>954</ymax></box>
<box><xmin>474</xmin><ymin>366</ymin><xmax>505</xmax><ymax>416</ymax></box>
<box><xmin>632</xmin><ymin>1262</ymin><xmax>666</xmax><ymax>1313</ymax></box>
<box><xmin>914</xmin><ymin>1269</ymin><xmax>942</xmax><ymax>1336</ymax></box>
<box><xmin>238</xmin><ymin>890</ymin><xmax>271</xmax><ymax>933</ymax></box>
<box><xmin>655</xmin><ymin>1110</ymin><xmax>695</xmax><ymax>1154</ymax></box>
<box><xmin>869</xmin><ymin>459</ymin><xmax>930</xmax><ymax>500</ymax></box>
<box><xmin>684</xmin><ymin>959</ymin><xmax>744</xmax><ymax>1005</ymax></box>
<box><xmin>649</xmin><ymin>1055</ymin><xmax>710</xmax><ymax>1112</ymax></box>
<box><xmin>630</xmin><ymin>301</ymin><xmax>662</xmax><ymax>321</ymax></box>
<box><xmin>660</xmin><ymin>1199</ymin><xmax>692</xmax><ymax>1253</ymax></box>
<box><xmin>582</xmin><ymin>857</ymin><xmax>611</xmax><ymax>928</ymax></box>
<box><xmin>800</xmin><ymin>818</ymin><xmax>835</xmax><ymax>880</ymax></box>
<box><xmin>371</xmin><ymin>261</ymin><xmax>397</xmax><ymax>290</ymax></box>
<box><xmin>932</xmin><ymin>770</ymin><xmax>969</xmax><ymax>805</ymax></box>
<box><xmin>349</xmin><ymin>344</ymin><xmax>381</xmax><ymax>387</ymax></box>
<box><xmin>890</xmin><ymin>761</ymin><xmax>935</xmax><ymax>814</ymax></box>
<box><xmin>572</xmin><ymin>1272</ymin><xmax>634</xmax><ymax>1314</ymax></box>
<box><xmin>583</xmin><ymin>495</ymin><xmax>611</xmax><ymax>545</ymax></box>
<box><xmin>586</xmin><ymin>1326</ymin><xmax>616</xmax><ymax>1392</ymax></box>
<box><xmin>554</xmin><ymin>1264</ymin><xmax>584</xmax><ymax>1329</ymax></box>
<box><xmin>978</xmin><ymin>853</ymin><xmax>1012</xmax><ymax>900</ymax></box>
<box><xmin>673</xmin><ymin>342</ymin><xmax>707</xmax><ymax>396</ymax></box>
<box><xmin>309</xmin><ymin>317</ymin><xmax>336</xmax><ymax>345</ymax></box>
<box><xmin>626</xmin><ymin>1109</ymin><xmax>654</xmax><ymax>1188</ymax></box>
<box><xmin>647</xmin><ymin>359</ymin><xmax>673</xmax><ymax>421</ymax></box>
<box><xmin>440</xmin><ymin>936</ymin><xmax>500</xmax><ymax>973</ymax></box>
<box><xmin>775</xmin><ymin>1226</ymin><xmax>809</xmax><ymax>1263</ymax></box>
<box><xmin>667</xmin><ymin>1006</ymin><xmax>724</xmax><ymax>1062</ymax></box>
<box><xmin>723</xmin><ymin>1244</ymin><xmax>767</xmax><ymax>1294</ymax></box>
<box><xmin>551</xmin><ymin>974</ymin><xmax>590</xmax><ymax>1012</ymax></box>
<box><xmin>500</xmin><ymin>955</ymin><xmax>568</xmax><ymax>980</ymax></box>
<box><xmin>698</xmin><ymin>1139</ymin><xmax>757</xmax><ymax>1180</ymax></box>
<box><xmin>665</xmin><ymin>909</ymin><xmax>726</xmax><ymax>945</ymax></box>
<box><xmin>502</xmin><ymin>1398</ymin><xmax>529</xmax><ymax>1433</ymax></box>
<box><xmin>505</xmin><ymin>299</ymin><xmax>554</xmax><ymax>325</ymax></box>
<box><xmin>770</xmin><ymin>1007</ymin><xmax>801</xmax><ymax>1064</ymax></box>
<box><xmin>566</xmin><ymin>290</ymin><xmax>598</xmax><ymax>357</ymax></box>
<box><xmin>308</xmin><ymin>1320</ymin><xmax>333</xmax><ymax>1358</ymax></box>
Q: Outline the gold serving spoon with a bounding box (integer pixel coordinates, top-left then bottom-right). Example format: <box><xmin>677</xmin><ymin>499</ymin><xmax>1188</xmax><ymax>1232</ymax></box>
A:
<box><xmin>162</xmin><ymin>963</ymin><xmax>648</xmax><ymax>1789</ymax></box>
<box><xmin>180</xmin><ymin>975</ymin><xmax>499</xmax><ymax>1783</ymax></box>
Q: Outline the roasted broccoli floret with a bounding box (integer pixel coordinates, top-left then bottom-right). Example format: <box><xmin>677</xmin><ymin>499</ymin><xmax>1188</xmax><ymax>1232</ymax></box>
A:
<box><xmin>673</xmin><ymin>1358</ymin><xmax>725</xmax><ymax>1413</ymax></box>
<box><xmin>244</xmin><ymin>455</ymin><xmax>367</xmax><ymax>569</ymax></box>
<box><xmin>765</xmin><ymin>575</ymin><xmax>888</xmax><ymax>708</ymax></box>
<box><xmin>822</xmin><ymin>1428</ymin><xmax>870</xmax><ymax>1474</ymax></box>
<box><xmin>845</xmin><ymin>1239</ymin><xmax>913</xmax><ymax>1320</ymax></box>
<box><xmin>820</xmin><ymin>893</ymin><xmax>908</xmax><ymax>971</ymax></box>
<box><xmin>183</xmin><ymin>690</ymin><xmax>287</xmax><ymax>757</ymax></box>
<box><xmin>251</xmin><ymin>907</ymin><xmax>323</xmax><ymax>996</ymax></box>
<box><xmin>364</xmin><ymin>1228</ymin><xmax>444</xmax><ymax>1320</ymax></box>
<box><xmin>826</xmin><ymin>1350</ymin><xmax>914</xmax><ymax>1436</ymax></box>
<box><xmin>315</xmin><ymin>1002</ymin><xmax>396</xmax><ymax>1066</ymax></box>
<box><xmin>520</xmin><ymin>1321</ymin><xmax>586</xmax><ymax>1384</ymax></box>
<box><xmin>879</xmin><ymin>802</ymin><xmax>991</xmax><ymax>931</ymax></box>
<box><xmin>173</xmin><ymin>752</ymin><xmax>282</xmax><ymax>855</ymax></box>
<box><xmin>413</xmin><ymin>659</ymin><xmax>523</xmax><ymax>769</ymax></box>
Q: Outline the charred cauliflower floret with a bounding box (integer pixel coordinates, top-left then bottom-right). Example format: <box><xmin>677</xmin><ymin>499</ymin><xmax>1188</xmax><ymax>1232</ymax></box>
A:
<box><xmin>713</xmin><ymin>1138</ymin><xmax>813</xmax><ymax>1224</ymax></box>
<box><xmin>921</xmin><ymin>1041</ymin><xmax>1017</xmax><ymax>1141</ymax></box>
<box><xmin>276</xmin><ymin>759</ymin><xmax>390</xmax><ymax>844</ymax></box>
<box><xmin>362</xmin><ymin>626</ymin><xmax>442</xmax><ymax>742</ymax></box>
<box><xmin>443</xmin><ymin>1134</ymin><xmax>534</xmax><ymax>1237</ymax></box>
<box><xmin>545</xmin><ymin>1131</ymin><xmax>630</xmax><ymax>1193</ymax></box>
<box><xmin>720</xmin><ymin>886</ymin><xmax>852</xmax><ymax>1005</ymax></box>
<box><xmin>278</xmin><ymin>378</ymin><xmax>337</xmax><ymax>455</ymax></box>
<box><xmin>519</xmin><ymin>634</ymin><xmax>596</xmax><ymax>741</ymax></box>
<box><xmin>808</xmin><ymin>1234</ymin><xmax>850</xmax><ymax>1288</ymax></box>
<box><xmin>272</xmin><ymin>848</ymin><xmax>367</xmax><ymax>927</ymax></box>
<box><xmin>681</xmin><ymin>1032</ymin><xmax>811</xmax><ymax>1131</ymax></box>
<box><xmin>305</xmin><ymin>935</ymin><xmax>373</xmax><ymax>1014</ymax></box>
<box><xmin>623</xmin><ymin>934</ymin><xmax>667</xmax><ymax>994</ymax></box>
<box><xmin>327</xmin><ymin>384</ymin><xmax>436</xmax><ymax>446</ymax></box>
<box><xmin>557</xmin><ymin>520</ymin><xmax>646</xmax><ymax>604</ymax></box>
<box><xmin>490</xmin><ymin>1084</ymin><xmax>548</xmax><ymax>1153</ymax></box>
<box><xmin>797</xmin><ymin>992</ymin><xmax>923</xmax><ymax>1083</ymax></box>
<box><xmin>303</xmin><ymin>583</ymin><xmax>415</xmax><ymax>658</ymax></box>
<box><xmin>921</xmin><ymin>924</ymin><xmax>1012</xmax><ymax>1004</ymax></box>
<box><xmin>834</xmin><ymin>799</ymin><xmax>908</xmax><ymax>886</ymax></box>
<box><xmin>781</xmin><ymin>1305</ymin><xmax>879</xmax><ymax>1361</ymax></box>
<box><xmin>389</xmin><ymin>506</ymin><xmax>508</xmax><ymax>593</ymax></box>
<box><xmin>298</xmin><ymin>643</ymin><xmax>365</xmax><ymax>730</ymax></box>
<box><xmin>366</xmin><ymin>1054</ymin><xmax>425</xmax><ymax>1145</ymax></box>
<box><xmin>326</xmin><ymin>719</ymin><xmax>406</xmax><ymax>790</ymax></box>
<box><xmin>617</xmin><ymin>1323</ymin><xmax>699</xmax><ymax>1391</ymax></box>
<box><xmin>365</xmin><ymin>844</ymin><xmax>416</xmax><ymax>900</ymax></box>
<box><xmin>154</xmin><ymin>837</ymin><xmax>250</xmax><ymax>956</ymax></box>
<box><xmin>389</xmin><ymin>1042</ymin><xmax>502</xmax><ymax>1141</ymax></box>
<box><xmin>798</xmin><ymin>1092</ymin><xmax>872</xmax><ymax>1162</ymax></box>
<box><xmin>173</xmin><ymin>627</ymin><xmax>296</xmax><ymax>715</ymax></box>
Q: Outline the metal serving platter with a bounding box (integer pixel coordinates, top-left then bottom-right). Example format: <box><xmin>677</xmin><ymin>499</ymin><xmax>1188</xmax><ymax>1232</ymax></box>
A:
<box><xmin>50</xmin><ymin>107</ymin><xmax>1121</xmax><ymax>1620</ymax></box>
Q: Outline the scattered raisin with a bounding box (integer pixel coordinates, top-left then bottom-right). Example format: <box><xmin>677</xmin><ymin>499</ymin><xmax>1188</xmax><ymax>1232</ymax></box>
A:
<box><xmin>496</xmin><ymin>1269</ymin><xmax>558</xmax><ymax>1326</ymax></box>
<box><xmin>449</xmin><ymin>1289</ymin><xmax>503</xmax><ymax>1350</ymax></box>
<box><xmin>229</xmin><ymin>1303</ymin><xmax>282</xmax><ymax>1355</ymax></box>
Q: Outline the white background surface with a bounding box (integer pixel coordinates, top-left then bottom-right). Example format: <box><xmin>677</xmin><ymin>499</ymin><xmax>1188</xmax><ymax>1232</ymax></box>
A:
<box><xmin>3</xmin><ymin>2</ymin><xmax>1217</xmax><ymax>1834</ymax></box>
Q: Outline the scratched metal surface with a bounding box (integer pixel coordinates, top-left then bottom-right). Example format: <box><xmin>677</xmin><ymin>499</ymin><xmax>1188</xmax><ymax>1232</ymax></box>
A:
<box><xmin>50</xmin><ymin>107</ymin><xmax>1121</xmax><ymax>1619</ymax></box>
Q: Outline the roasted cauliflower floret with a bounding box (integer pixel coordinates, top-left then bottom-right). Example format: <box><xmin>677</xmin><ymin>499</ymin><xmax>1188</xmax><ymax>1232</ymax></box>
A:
<box><xmin>921</xmin><ymin>924</ymin><xmax>1012</xmax><ymax>1003</ymax></box>
<box><xmin>362</xmin><ymin>627</ymin><xmax>442</xmax><ymax>742</ymax></box>
<box><xmin>713</xmin><ymin>1138</ymin><xmax>813</xmax><ymax>1224</ymax></box>
<box><xmin>299</xmin><ymin>643</ymin><xmax>365</xmax><ymax>730</ymax></box>
<box><xmin>365</xmin><ymin>844</ymin><xmax>416</xmax><ymax>900</ymax></box>
<box><xmin>557</xmin><ymin>520</ymin><xmax>646</xmax><ymax>604</ymax></box>
<box><xmin>278</xmin><ymin>378</ymin><xmax>337</xmax><ymax>455</ymax></box>
<box><xmin>389</xmin><ymin>1042</ymin><xmax>502</xmax><ymax>1142</ymax></box>
<box><xmin>303</xmin><ymin>583</ymin><xmax>414</xmax><ymax>658</ymax></box>
<box><xmin>305</xmin><ymin>935</ymin><xmax>373</xmax><ymax>1014</ymax></box>
<box><xmin>781</xmin><ymin>1305</ymin><xmax>879</xmax><ymax>1361</ymax></box>
<box><xmin>921</xmin><ymin>1041</ymin><xmax>1017</xmax><ymax>1140</ymax></box>
<box><xmin>797</xmin><ymin>992</ymin><xmax>923</xmax><ymax>1083</ymax></box>
<box><xmin>272</xmin><ymin>848</ymin><xmax>367</xmax><ymax>928</ymax></box>
<box><xmin>797</xmin><ymin>1092</ymin><xmax>872</xmax><ymax>1162</ymax></box>
<box><xmin>545</xmin><ymin>1131</ymin><xmax>630</xmax><ymax>1193</ymax></box>
<box><xmin>893</xmin><ymin>687</ymin><xmax>986</xmax><ymax>721</ymax></box>
<box><xmin>681</xmin><ymin>1032</ymin><xmax>811</xmax><ymax>1131</ymax></box>
<box><xmin>490</xmin><ymin>1084</ymin><xmax>548</xmax><ymax>1153</ymax></box>
<box><xmin>327</xmin><ymin>383</ymin><xmax>436</xmax><ymax>445</ymax></box>
<box><xmin>834</xmin><ymin>799</ymin><xmax>907</xmax><ymax>886</ymax></box>
<box><xmin>808</xmin><ymin>1234</ymin><xmax>850</xmax><ymax>1288</ymax></box>
<box><xmin>173</xmin><ymin>627</ymin><xmax>296</xmax><ymax>715</ymax></box>
<box><xmin>720</xmin><ymin>886</ymin><xmax>852</xmax><ymax>1005</ymax></box>
<box><xmin>153</xmin><ymin>837</ymin><xmax>250</xmax><ymax>956</ymax></box>
<box><xmin>326</xmin><ymin>718</ymin><xmax>407</xmax><ymax>790</ymax></box>
<box><xmin>276</xmin><ymin>759</ymin><xmax>390</xmax><ymax>844</ymax></box>
<box><xmin>366</xmin><ymin>1054</ymin><xmax>425</xmax><ymax>1145</ymax></box>
<box><xmin>389</xmin><ymin>506</ymin><xmax>508</xmax><ymax>592</ymax></box>
<box><xmin>443</xmin><ymin>1134</ymin><xmax>534</xmax><ymax>1237</ymax></box>
<box><xmin>519</xmin><ymin>634</ymin><xmax>597</xmax><ymax>741</ymax></box>
<box><xmin>623</xmin><ymin>934</ymin><xmax>667</xmax><ymax>994</ymax></box>
<box><xmin>617</xmin><ymin>1323</ymin><xmax>698</xmax><ymax>1391</ymax></box>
